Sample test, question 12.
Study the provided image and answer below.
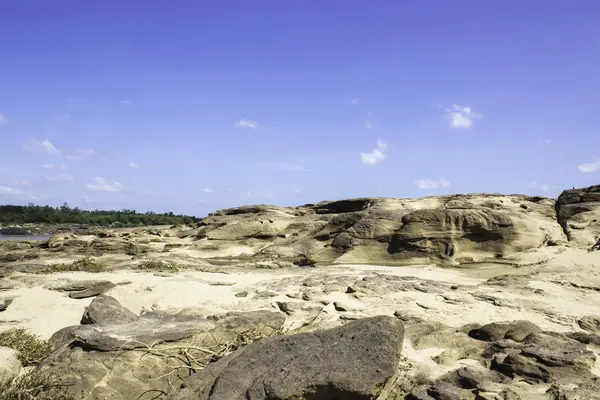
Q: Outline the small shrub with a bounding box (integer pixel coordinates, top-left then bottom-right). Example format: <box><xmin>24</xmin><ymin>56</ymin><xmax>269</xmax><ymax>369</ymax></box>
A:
<box><xmin>0</xmin><ymin>328</ymin><xmax>52</xmax><ymax>366</ymax></box>
<box><xmin>0</xmin><ymin>369</ymin><xmax>75</xmax><ymax>400</ymax></box>
<box><xmin>135</xmin><ymin>259</ymin><xmax>179</xmax><ymax>272</ymax></box>
<box><xmin>36</xmin><ymin>257</ymin><xmax>107</xmax><ymax>274</ymax></box>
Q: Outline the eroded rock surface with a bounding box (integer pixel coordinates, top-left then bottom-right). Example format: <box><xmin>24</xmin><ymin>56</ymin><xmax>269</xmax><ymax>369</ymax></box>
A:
<box><xmin>170</xmin><ymin>315</ymin><xmax>404</xmax><ymax>400</ymax></box>
<box><xmin>557</xmin><ymin>185</ymin><xmax>600</xmax><ymax>247</ymax></box>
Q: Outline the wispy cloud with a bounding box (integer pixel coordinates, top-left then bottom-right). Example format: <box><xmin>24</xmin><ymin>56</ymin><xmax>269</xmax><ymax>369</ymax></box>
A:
<box><xmin>200</xmin><ymin>188</ymin><xmax>214</xmax><ymax>193</ymax></box>
<box><xmin>54</xmin><ymin>113</ymin><xmax>71</xmax><ymax>122</ymax></box>
<box><xmin>0</xmin><ymin>185</ymin><xmax>24</xmax><ymax>196</ymax></box>
<box><xmin>235</xmin><ymin>119</ymin><xmax>258</xmax><ymax>129</ymax></box>
<box><xmin>66</xmin><ymin>148</ymin><xmax>95</xmax><ymax>160</ymax></box>
<box><xmin>537</xmin><ymin>138</ymin><xmax>552</xmax><ymax>145</ymax></box>
<box><xmin>24</xmin><ymin>138</ymin><xmax>61</xmax><ymax>155</ymax></box>
<box><xmin>83</xmin><ymin>195</ymin><xmax>92</xmax><ymax>203</ymax></box>
<box><xmin>41</xmin><ymin>163</ymin><xmax>66</xmax><ymax>170</ymax></box>
<box><xmin>365</xmin><ymin>122</ymin><xmax>373</xmax><ymax>129</ymax></box>
<box><xmin>525</xmin><ymin>181</ymin><xmax>550</xmax><ymax>192</ymax></box>
<box><xmin>45</xmin><ymin>174</ymin><xmax>74</xmax><ymax>181</ymax></box>
<box><xmin>445</xmin><ymin>104</ymin><xmax>481</xmax><ymax>129</ymax></box>
<box><xmin>577</xmin><ymin>159</ymin><xmax>600</xmax><ymax>173</ymax></box>
<box><xmin>351</xmin><ymin>98</ymin><xmax>360</xmax><ymax>106</ymax></box>
<box><xmin>360</xmin><ymin>139</ymin><xmax>387</xmax><ymax>166</ymax></box>
<box><xmin>120</xmin><ymin>99</ymin><xmax>132</xmax><ymax>106</ymax></box>
<box><xmin>128</xmin><ymin>161</ymin><xmax>140</xmax><ymax>168</ymax></box>
<box><xmin>414</xmin><ymin>177</ymin><xmax>451</xmax><ymax>189</ymax></box>
<box><xmin>86</xmin><ymin>177</ymin><xmax>123</xmax><ymax>192</ymax></box>
<box><xmin>0</xmin><ymin>113</ymin><xmax>7</xmax><ymax>125</ymax></box>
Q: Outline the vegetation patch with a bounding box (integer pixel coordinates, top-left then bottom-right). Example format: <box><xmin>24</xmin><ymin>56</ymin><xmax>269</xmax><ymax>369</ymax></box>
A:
<box><xmin>135</xmin><ymin>259</ymin><xmax>180</xmax><ymax>272</ymax></box>
<box><xmin>0</xmin><ymin>369</ymin><xmax>75</xmax><ymax>400</ymax></box>
<box><xmin>36</xmin><ymin>257</ymin><xmax>107</xmax><ymax>274</ymax></box>
<box><xmin>0</xmin><ymin>328</ymin><xmax>52</xmax><ymax>366</ymax></box>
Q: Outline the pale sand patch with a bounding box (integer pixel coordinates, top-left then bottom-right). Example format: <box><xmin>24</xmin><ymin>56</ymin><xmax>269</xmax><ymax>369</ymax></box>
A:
<box><xmin>0</xmin><ymin>287</ymin><xmax>90</xmax><ymax>338</ymax></box>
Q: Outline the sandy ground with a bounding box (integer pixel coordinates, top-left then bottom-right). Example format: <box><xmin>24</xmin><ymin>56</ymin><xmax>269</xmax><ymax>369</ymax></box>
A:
<box><xmin>2</xmin><ymin>248</ymin><xmax>600</xmax><ymax>381</ymax></box>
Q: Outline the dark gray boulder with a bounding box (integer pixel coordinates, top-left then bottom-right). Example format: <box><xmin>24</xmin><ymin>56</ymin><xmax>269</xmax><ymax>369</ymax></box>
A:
<box><xmin>468</xmin><ymin>320</ymin><xmax>541</xmax><ymax>342</ymax></box>
<box><xmin>170</xmin><ymin>315</ymin><xmax>404</xmax><ymax>400</ymax></box>
<box><xmin>80</xmin><ymin>294</ymin><xmax>138</xmax><ymax>325</ymax></box>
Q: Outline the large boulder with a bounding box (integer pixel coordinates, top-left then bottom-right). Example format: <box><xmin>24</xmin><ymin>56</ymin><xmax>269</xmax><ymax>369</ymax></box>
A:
<box><xmin>556</xmin><ymin>185</ymin><xmax>600</xmax><ymax>247</ymax></box>
<box><xmin>170</xmin><ymin>315</ymin><xmax>404</xmax><ymax>400</ymax></box>
<box><xmin>80</xmin><ymin>295</ymin><xmax>138</xmax><ymax>325</ymax></box>
<box><xmin>41</xmin><ymin>310</ymin><xmax>286</xmax><ymax>400</ymax></box>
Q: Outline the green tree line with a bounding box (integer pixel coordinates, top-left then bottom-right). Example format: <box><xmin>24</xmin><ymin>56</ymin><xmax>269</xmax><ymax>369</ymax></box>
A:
<box><xmin>0</xmin><ymin>203</ymin><xmax>199</xmax><ymax>227</ymax></box>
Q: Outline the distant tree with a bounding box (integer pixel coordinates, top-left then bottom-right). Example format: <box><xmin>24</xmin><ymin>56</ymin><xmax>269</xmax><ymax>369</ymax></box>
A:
<box><xmin>0</xmin><ymin>204</ymin><xmax>199</xmax><ymax>227</ymax></box>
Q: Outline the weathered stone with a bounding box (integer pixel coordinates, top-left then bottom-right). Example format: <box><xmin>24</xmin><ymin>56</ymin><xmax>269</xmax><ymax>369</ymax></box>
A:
<box><xmin>41</xmin><ymin>311</ymin><xmax>287</xmax><ymax>400</ymax></box>
<box><xmin>469</xmin><ymin>321</ymin><xmax>541</xmax><ymax>342</ymax></box>
<box><xmin>556</xmin><ymin>185</ymin><xmax>600</xmax><ymax>247</ymax></box>
<box><xmin>170</xmin><ymin>315</ymin><xmax>404</xmax><ymax>400</ymax></box>
<box><xmin>81</xmin><ymin>295</ymin><xmax>138</xmax><ymax>325</ymax></box>
<box><xmin>53</xmin><ymin>280</ymin><xmax>117</xmax><ymax>299</ymax></box>
<box><xmin>577</xmin><ymin>316</ymin><xmax>600</xmax><ymax>333</ymax></box>
<box><xmin>0</xmin><ymin>346</ymin><xmax>22</xmax><ymax>385</ymax></box>
<box><xmin>0</xmin><ymin>297</ymin><xmax>15</xmax><ymax>312</ymax></box>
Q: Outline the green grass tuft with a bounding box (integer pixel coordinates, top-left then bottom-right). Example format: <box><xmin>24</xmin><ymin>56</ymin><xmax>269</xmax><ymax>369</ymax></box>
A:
<box><xmin>135</xmin><ymin>259</ymin><xmax>180</xmax><ymax>272</ymax></box>
<box><xmin>0</xmin><ymin>328</ymin><xmax>52</xmax><ymax>367</ymax></box>
<box><xmin>36</xmin><ymin>257</ymin><xmax>107</xmax><ymax>274</ymax></box>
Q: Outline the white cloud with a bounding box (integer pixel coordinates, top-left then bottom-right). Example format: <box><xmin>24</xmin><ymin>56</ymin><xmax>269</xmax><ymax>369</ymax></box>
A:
<box><xmin>66</xmin><ymin>148</ymin><xmax>95</xmax><ymax>160</ymax></box>
<box><xmin>365</xmin><ymin>122</ymin><xmax>373</xmax><ymax>129</ymax></box>
<box><xmin>360</xmin><ymin>139</ymin><xmax>387</xmax><ymax>166</ymax></box>
<box><xmin>45</xmin><ymin>174</ymin><xmax>74</xmax><ymax>181</ymax></box>
<box><xmin>83</xmin><ymin>195</ymin><xmax>92</xmax><ymax>203</ymax></box>
<box><xmin>128</xmin><ymin>161</ymin><xmax>140</xmax><ymax>168</ymax></box>
<box><xmin>537</xmin><ymin>138</ymin><xmax>552</xmax><ymax>145</ymax></box>
<box><xmin>120</xmin><ymin>99</ymin><xmax>132</xmax><ymax>106</ymax></box>
<box><xmin>200</xmin><ymin>188</ymin><xmax>214</xmax><ymax>193</ymax></box>
<box><xmin>0</xmin><ymin>186</ymin><xmax>24</xmax><ymax>196</ymax></box>
<box><xmin>235</xmin><ymin>119</ymin><xmax>258</xmax><ymax>129</ymax></box>
<box><xmin>351</xmin><ymin>99</ymin><xmax>360</xmax><ymax>106</ymax></box>
<box><xmin>54</xmin><ymin>113</ymin><xmax>71</xmax><ymax>122</ymax></box>
<box><xmin>446</xmin><ymin>104</ymin><xmax>481</xmax><ymax>129</ymax></box>
<box><xmin>577</xmin><ymin>160</ymin><xmax>600</xmax><ymax>173</ymax></box>
<box><xmin>414</xmin><ymin>177</ymin><xmax>451</xmax><ymax>189</ymax></box>
<box><xmin>86</xmin><ymin>176</ymin><xmax>123</xmax><ymax>192</ymax></box>
<box><xmin>41</xmin><ymin>163</ymin><xmax>66</xmax><ymax>170</ymax></box>
<box><xmin>24</xmin><ymin>138</ymin><xmax>61</xmax><ymax>155</ymax></box>
<box><xmin>0</xmin><ymin>114</ymin><xmax>7</xmax><ymax>125</ymax></box>
<box><xmin>525</xmin><ymin>182</ymin><xmax>550</xmax><ymax>192</ymax></box>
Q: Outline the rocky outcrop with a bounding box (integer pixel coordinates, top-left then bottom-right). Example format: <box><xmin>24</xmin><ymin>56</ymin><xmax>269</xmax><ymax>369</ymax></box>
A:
<box><xmin>186</xmin><ymin>193</ymin><xmax>567</xmax><ymax>265</ymax></box>
<box><xmin>556</xmin><ymin>185</ymin><xmax>600</xmax><ymax>247</ymax></box>
<box><xmin>170</xmin><ymin>315</ymin><xmax>404</xmax><ymax>400</ymax></box>
<box><xmin>42</xmin><ymin>309</ymin><xmax>286</xmax><ymax>400</ymax></box>
<box><xmin>49</xmin><ymin>280</ymin><xmax>118</xmax><ymax>299</ymax></box>
<box><xmin>405</xmin><ymin>319</ymin><xmax>600</xmax><ymax>400</ymax></box>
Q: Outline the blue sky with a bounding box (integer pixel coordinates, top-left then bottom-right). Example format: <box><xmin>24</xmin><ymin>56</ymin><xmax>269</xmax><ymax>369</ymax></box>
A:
<box><xmin>1</xmin><ymin>1</ymin><xmax>599</xmax><ymax>216</ymax></box>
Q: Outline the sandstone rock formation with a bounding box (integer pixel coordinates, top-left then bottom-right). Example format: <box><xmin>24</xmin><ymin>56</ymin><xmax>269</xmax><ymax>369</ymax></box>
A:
<box><xmin>556</xmin><ymin>185</ymin><xmax>600</xmax><ymax>247</ymax></box>
<box><xmin>184</xmin><ymin>193</ymin><xmax>568</xmax><ymax>266</ymax></box>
